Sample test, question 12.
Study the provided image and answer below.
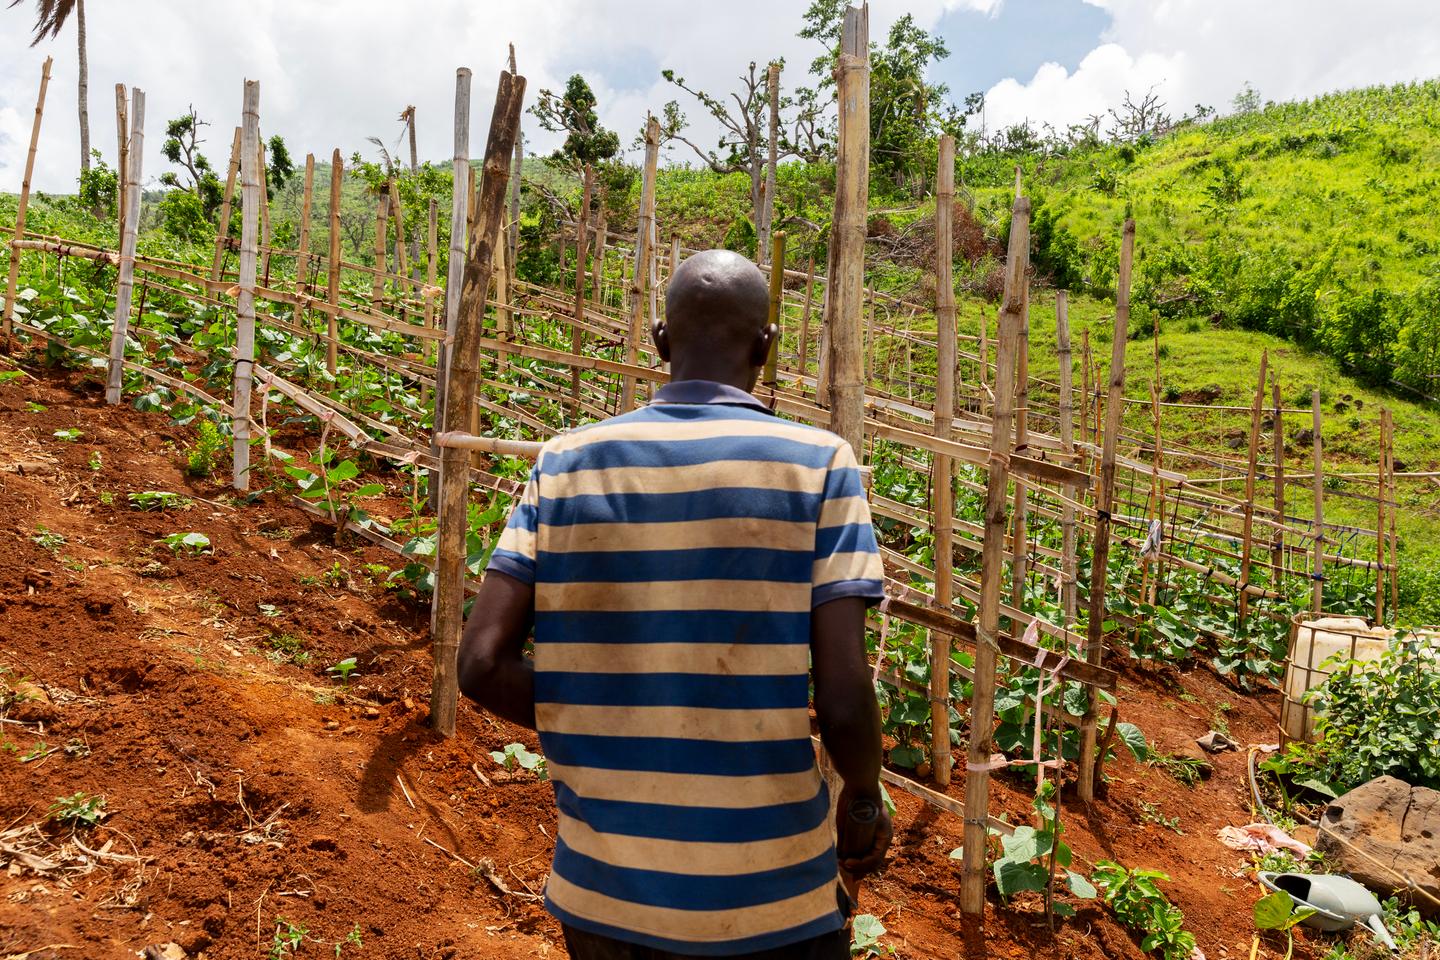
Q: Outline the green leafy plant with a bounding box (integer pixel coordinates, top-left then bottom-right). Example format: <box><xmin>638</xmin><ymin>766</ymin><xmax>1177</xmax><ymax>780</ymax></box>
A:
<box><xmin>1139</xmin><ymin>801</ymin><xmax>1184</xmax><ymax>835</ymax></box>
<box><xmin>850</xmin><ymin>914</ymin><xmax>894</xmax><ymax>956</ymax></box>
<box><xmin>327</xmin><ymin>657</ymin><xmax>359</xmax><ymax>689</ymax></box>
<box><xmin>87</xmin><ymin>450</ymin><xmax>102</xmax><ymax>471</ymax></box>
<box><xmin>491</xmin><ymin>742</ymin><xmax>548</xmax><ymax>780</ymax></box>
<box><xmin>128</xmin><ymin>490</ymin><xmax>192</xmax><ymax>511</ymax></box>
<box><xmin>270</xmin><ymin>917</ymin><xmax>308</xmax><ymax>960</ymax></box>
<box><xmin>267</xmin><ymin>634</ymin><xmax>310</xmax><ymax>667</ymax></box>
<box><xmin>1092</xmin><ymin>861</ymin><xmax>1196</xmax><ymax>960</ymax></box>
<box><xmin>321</xmin><ymin>562</ymin><xmax>349</xmax><ymax>588</ymax></box>
<box><xmin>52</xmin><ymin>428</ymin><xmax>82</xmax><ymax>442</ymax></box>
<box><xmin>48</xmin><ymin>792</ymin><xmax>107</xmax><ymax>828</ymax></box>
<box><xmin>1254</xmin><ymin>888</ymin><xmax>1317</xmax><ymax>960</ymax></box>
<box><xmin>986</xmin><ymin>782</ymin><xmax>1095</xmax><ymax>918</ymax></box>
<box><xmin>31</xmin><ymin>525</ymin><xmax>65</xmax><ymax>552</ymax></box>
<box><xmin>159</xmin><ymin>532</ymin><xmax>212</xmax><ymax>556</ymax></box>
<box><xmin>186</xmin><ymin>417</ymin><xmax>226</xmax><ymax>477</ymax></box>
<box><xmin>335</xmin><ymin>923</ymin><xmax>363</xmax><ymax>957</ymax></box>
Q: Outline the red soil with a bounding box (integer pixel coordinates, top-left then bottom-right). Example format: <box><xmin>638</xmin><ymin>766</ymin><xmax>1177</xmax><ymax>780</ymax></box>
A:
<box><xmin>0</xmin><ymin>365</ymin><xmax>1327</xmax><ymax>959</ymax></box>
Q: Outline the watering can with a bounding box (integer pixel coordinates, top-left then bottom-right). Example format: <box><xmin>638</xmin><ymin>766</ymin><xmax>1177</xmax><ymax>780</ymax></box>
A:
<box><xmin>1258</xmin><ymin>872</ymin><xmax>1398</xmax><ymax>953</ymax></box>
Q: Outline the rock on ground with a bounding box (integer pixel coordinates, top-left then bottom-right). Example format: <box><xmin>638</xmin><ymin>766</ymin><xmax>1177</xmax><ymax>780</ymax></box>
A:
<box><xmin>1316</xmin><ymin>775</ymin><xmax>1440</xmax><ymax>915</ymax></box>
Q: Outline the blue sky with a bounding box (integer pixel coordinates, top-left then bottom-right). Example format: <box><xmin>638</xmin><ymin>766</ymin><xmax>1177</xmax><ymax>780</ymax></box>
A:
<box><xmin>3</xmin><ymin>0</ymin><xmax>1438</xmax><ymax>193</ymax></box>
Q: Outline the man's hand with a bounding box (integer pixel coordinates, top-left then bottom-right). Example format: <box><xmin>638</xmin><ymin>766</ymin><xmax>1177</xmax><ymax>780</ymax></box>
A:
<box><xmin>836</xmin><ymin>782</ymin><xmax>893</xmax><ymax>879</ymax></box>
<box><xmin>457</xmin><ymin>570</ymin><xmax>537</xmax><ymax>729</ymax></box>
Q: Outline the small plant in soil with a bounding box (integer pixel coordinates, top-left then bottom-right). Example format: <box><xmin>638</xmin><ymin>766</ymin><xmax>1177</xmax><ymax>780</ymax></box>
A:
<box><xmin>983</xmin><ymin>781</ymin><xmax>1095</xmax><ymax>919</ymax></box>
<box><xmin>267</xmin><ymin>634</ymin><xmax>311</xmax><ymax>667</ymax></box>
<box><xmin>47</xmin><ymin>792</ymin><xmax>107</xmax><ymax>828</ymax></box>
<box><xmin>52</xmin><ymin>427</ymin><xmax>82</xmax><ymax>441</ymax></box>
<box><xmin>1092</xmin><ymin>861</ymin><xmax>1196</xmax><ymax>960</ymax></box>
<box><xmin>159</xmin><ymin>532</ymin><xmax>212</xmax><ymax>556</ymax></box>
<box><xmin>270</xmin><ymin>917</ymin><xmax>308</xmax><ymax>960</ymax></box>
<box><xmin>1139</xmin><ymin>801</ymin><xmax>1184</xmax><ymax>835</ymax></box>
<box><xmin>31</xmin><ymin>525</ymin><xmax>65</xmax><ymax>552</ymax></box>
<box><xmin>850</xmin><ymin>914</ymin><xmax>894</xmax><ymax>956</ymax></box>
<box><xmin>327</xmin><ymin>657</ymin><xmax>359</xmax><ymax>689</ymax></box>
<box><xmin>0</xmin><ymin>371</ymin><xmax>22</xmax><ymax>383</ymax></box>
<box><xmin>63</xmin><ymin>738</ymin><xmax>91</xmax><ymax>759</ymax></box>
<box><xmin>87</xmin><ymin>450</ymin><xmax>102</xmax><ymax>471</ymax></box>
<box><xmin>186</xmin><ymin>417</ymin><xmax>225</xmax><ymax>477</ymax></box>
<box><xmin>321</xmin><ymin>561</ymin><xmax>349</xmax><ymax>588</ymax></box>
<box><xmin>491</xmin><ymin>742</ymin><xmax>548</xmax><ymax>780</ymax></box>
<box><xmin>1148</xmin><ymin>751</ymin><xmax>1207</xmax><ymax>787</ymax></box>
<box><xmin>128</xmin><ymin>490</ymin><xmax>192</xmax><ymax>511</ymax></box>
<box><xmin>1254</xmin><ymin>888</ymin><xmax>1316</xmax><ymax>960</ymax></box>
<box><xmin>335</xmin><ymin>923</ymin><xmax>363</xmax><ymax>957</ymax></box>
<box><xmin>25</xmin><ymin>401</ymin><xmax>45</xmax><ymax>413</ymax></box>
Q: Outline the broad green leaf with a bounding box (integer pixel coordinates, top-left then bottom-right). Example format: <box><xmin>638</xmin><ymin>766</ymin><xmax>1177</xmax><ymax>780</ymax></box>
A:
<box><xmin>1253</xmin><ymin>890</ymin><xmax>1295</xmax><ymax>930</ymax></box>
<box><xmin>1117</xmin><ymin>722</ymin><xmax>1149</xmax><ymax>760</ymax></box>
<box><xmin>1066</xmin><ymin>870</ymin><xmax>1097</xmax><ymax>899</ymax></box>
<box><xmin>994</xmin><ymin>858</ymin><xmax>1049</xmax><ymax>899</ymax></box>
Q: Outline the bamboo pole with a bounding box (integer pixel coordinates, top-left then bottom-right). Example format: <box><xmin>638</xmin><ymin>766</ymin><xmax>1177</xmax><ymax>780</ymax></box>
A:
<box><xmin>1386</xmin><ymin>409</ymin><xmax>1398</xmax><ymax>614</ymax></box>
<box><xmin>1272</xmin><ymin>372</ymin><xmax>1285</xmax><ymax>578</ymax></box>
<box><xmin>507</xmin><ymin>44</ymin><xmax>523</xmax><ymax>269</ymax></box>
<box><xmin>3</xmin><ymin>57</ymin><xmax>51</xmax><ymax>348</ymax></box>
<box><xmin>959</xmin><ymin>188</ymin><xmax>1030</xmax><ymax>919</ymax></box>
<box><xmin>763</xmin><ymin>231</ymin><xmax>787</xmax><ymax>390</ymax></box>
<box><xmin>977</xmin><ymin>307</ymin><xmax>989</xmax><ymax>407</ymax></box>
<box><xmin>372</xmin><ymin>195</ymin><xmax>389</xmax><ymax>304</ymax></box>
<box><xmin>1237</xmin><ymin>352</ymin><xmax>1269</xmax><ymax>623</ymax></box>
<box><xmin>296</xmin><ymin>154</ymin><xmax>316</xmax><ymax>300</ymax></box>
<box><xmin>758</xmin><ymin>60</ymin><xmax>780</xmax><ymax>266</ymax></box>
<box><xmin>1311</xmin><ymin>389</ymin><xmax>1325</xmax><ymax>613</ymax></box>
<box><xmin>797</xmin><ymin>253</ymin><xmax>816</xmax><ymax>377</ymax></box>
<box><xmin>104</xmin><ymin>87</ymin><xmax>144</xmax><ymax>403</ymax></box>
<box><xmin>435</xmin><ymin>67</ymin><xmax>472</xmax><ymax>434</ymax></box>
<box><xmin>1056</xmin><ymin>291</ymin><xmax>1078</xmax><ymax>624</ymax></box>
<box><xmin>211</xmin><ymin>127</ymin><xmax>242</xmax><ymax>282</ymax></box>
<box><xmin>388</xmin><ymin>177</ymin><xmax>410</xmax><ymax>281</ymax></box>
<box><xmin>1076</xmin><ymin>219</ymin><xmax>1134</xmax><ymax>804</ymax></box>
<box><xmin>930</xmin><ymin>134</ymin><xmax>957</xmax><ymax>788</ymax></box>
<box><xmin>431</xmin><ymin>68</ymin><xmax>525</xmax><ymax>737</ymax></box>
<box><xmin>233</xmin><ymin>80</ymin><xmax>261</xmax><ymax>491</ymax></box>
<box><xmin>1009</xmin><ymin>277</ymin><xmax>1031</xmax><ymax>614</ymax></box>
<box><xmin>571</xmin><ymin>166</ymin><xmax>594</xmax><ymax>419</ymax></box>
<box><xmin>826</xmin><ymin>6</ymin><xmax>870</xmax><ymax>454</ymax></box>
<box><xmin>114</xmin><ymin>84</ymin><xmax>127</xmax><ymax>247</ymax></box>
<box><xmin>1375</xmin><ymin>411</ymin><xmax>1387</xmax><ymax>623</ymax></box>
<box><xmin>621</xmin><ymin>117</ymin><xmax>659</xmax><ymax>411</ymax></box>
<box><xmin>325</xmin><ymin>150</ymin><xmax>344</xmax><ymax>376</ymax></box>
<box><xmin>592</xmin><ymin>205</ymin><xmax>607</xmax><ymax>311</ymax></box>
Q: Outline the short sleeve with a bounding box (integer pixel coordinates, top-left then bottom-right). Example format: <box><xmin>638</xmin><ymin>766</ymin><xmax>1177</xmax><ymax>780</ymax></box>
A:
<box><xmin>812</xmin><ymin>441</ymin><xmax>884</xmax><ymax>608</ymax></box>
<box><xmin>486</xmin><ymin>463</ymin><xmax>540</xmax><ymax>584</ymax></box>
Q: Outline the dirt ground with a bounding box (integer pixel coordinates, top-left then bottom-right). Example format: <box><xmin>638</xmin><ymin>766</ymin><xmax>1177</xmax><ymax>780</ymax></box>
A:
<box><xmin>0</xmin><ymin>365</ymin><xmax>1337</xmax><ymax>959</ymax></box>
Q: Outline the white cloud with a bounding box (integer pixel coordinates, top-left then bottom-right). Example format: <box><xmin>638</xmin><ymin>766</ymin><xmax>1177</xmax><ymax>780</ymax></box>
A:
<box><xmin>982</xmin><ymin>0</ymin><xmax>1440</xmax><ymax>136</ymax></box>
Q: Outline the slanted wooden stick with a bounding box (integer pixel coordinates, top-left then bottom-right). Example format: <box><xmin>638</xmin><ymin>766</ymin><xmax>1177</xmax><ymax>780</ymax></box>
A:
<box><xmin>1272</xmin><ymin>372</ymin><xmax>1286</xmax><ymax>578</ymax></box>
<box><xmin>571</xmin><ymin>165</ymin><xmax>593</xmax><ymax>420</ymax></box>
<box><xmin>763</xmin><ymin>231</ymin><xmax>787</xmax><ymax>391</ymax></box>
<box><xmin>1056</xmin><ymin>291</ymin><xmax>1078</xmax><ymax>623</ymax></box>
<box><xmin>325</xmin><ymin>149</ymin><xmax>344</xmax><ymax>376</ymax></box>
<box><xmin>1237</xmin><ymin>352</ymin><xmax>1269</xmax><ymax>623</ymax></box>
<box><xmin>431</xmin><ymin>68</ymin><xmax>525</xmax><ymax>737</ymax></box>
<box><xmin>105</xmin><ymin>87</ymin><xmax>144</xmax><ymax>404</ymax></box>
<box><xmin>1311</xmin><ymin>389</ymin><xmax>1324</xmax><ymax>613</ymax></box>
<box><xmin>3</xmin><ymin>57</ymin><xmax>51</xmax><ymax>348</ymax></box>
<box><xmin>114</xmin><ymin>83</ymin><xmax>127</xmax><ymax>247</ymax></box>
<box><xmin>211</xmin><ymin>127</ymin><xmax>242</xmax><ymax>283</ymax></box>
<box><xmin>296</xmin><ymin>153</ymin><xmax>315</xmax><ymax>301</ymax></box>
<box><xmin>621</xmin><ymin>117</ymin><xmax>659</xmax><ymax>411</ymax></box>
<box><xmin>435</xmin><ymin>67</ymin><xmax>472</xmax><ymax>435</ymax></box>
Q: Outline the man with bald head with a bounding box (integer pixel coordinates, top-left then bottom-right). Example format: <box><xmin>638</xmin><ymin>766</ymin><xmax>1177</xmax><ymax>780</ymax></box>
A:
<box><xmin>459</xmin><ymin>250</ymin><xmax>891</xmax><ymax>959</ymax></box>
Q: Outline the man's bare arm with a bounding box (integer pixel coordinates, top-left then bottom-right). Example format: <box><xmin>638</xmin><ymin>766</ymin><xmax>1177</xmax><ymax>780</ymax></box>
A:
<box><xmin>457</xmin><ymin>571</ymin><xmax>537</xmax><ymax>729</ymax></box>
<box><xmin>811</xmin><ymin>596</ymin><xmax>891</xmax><ymax>877</ymax></box>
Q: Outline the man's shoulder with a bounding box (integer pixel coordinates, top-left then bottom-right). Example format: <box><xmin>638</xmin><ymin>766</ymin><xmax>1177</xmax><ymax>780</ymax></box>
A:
<box><xmin>537</xmin><ymin>406</ymin><xmax>849</xmax><ymax>460</ymax></box>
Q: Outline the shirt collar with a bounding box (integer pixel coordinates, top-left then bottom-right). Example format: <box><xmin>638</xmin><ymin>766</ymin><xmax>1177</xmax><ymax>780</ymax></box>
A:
<box><xmin>650</xmin><ymin>379</ymin><xmax>770</xmax><ymax>412</ymax></box>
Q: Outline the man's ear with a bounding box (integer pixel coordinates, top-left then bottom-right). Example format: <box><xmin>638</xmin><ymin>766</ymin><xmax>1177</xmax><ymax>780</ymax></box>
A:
<box><xmin>751</xmin><ymin>322</ymin><xmax>777</xmax><ymax>368</ymax></box>
<box><xmin>652</xmin><ymin>320</ymin><xmax>671</xmax><ymax>362</ymax></box>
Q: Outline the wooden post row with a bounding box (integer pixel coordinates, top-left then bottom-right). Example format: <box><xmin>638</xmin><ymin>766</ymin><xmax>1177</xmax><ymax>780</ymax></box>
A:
<box><xmin>431</xmin><ymin>68</ymin><xmax>526</xmax><ymax>737</ymax></box>
<box><xmin>325</xmin><ymin>150</ymin><xmax>344</xmax><ymax>375</ymax></box>
<box><xmin>958</xmin><ymin>185</ymin><xmax>1030</xmax><ymax>918</ymax></box>
<box><xmin>105</xmin><ymin>87</ymin><xmax>145</xmax><ymax>404</ymax></box>
<box><xmin>232</xmin><ymin>81</ymin><xmax>261</xmax><ymax>490</ymax></box>
<box><xmin>929</xmin><ymin>134</ymin><xmax>957</xmax><ymax>788</ymax></box>
<box><xmin>1075</xmin><ymin>219</ymin><xmax>1134</xmax><ymax>803</ymax></box>
<box><xmin>3</xmin><ymin>57</ymin><xmax>52</xmax><ymax>348</ymax></box>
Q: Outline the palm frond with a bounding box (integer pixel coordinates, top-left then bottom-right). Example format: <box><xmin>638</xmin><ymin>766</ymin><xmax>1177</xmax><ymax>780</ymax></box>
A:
<box><xmin>9</xmin><ymin>0</ymin><xmax>77</xmax><ymax>46</ymax></box>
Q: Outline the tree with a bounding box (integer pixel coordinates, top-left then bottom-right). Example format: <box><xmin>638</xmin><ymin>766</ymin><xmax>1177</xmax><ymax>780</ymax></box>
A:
<box><xmin>528</xmin><ymin>74</ymin><xmax>620</xmax><ymax>171</ymax></box>
<box><xmin>159</xmin><ymin>109</ymin><xmax>224</xmax><ymax>220</ymax></box>
<box><xmin>1106</xmin><ymin>86</ymin><xmax>1173</xmax><ymax>141</ymax></box>
<box><xmin>1231</xmin><ymin>82</ymin><xmax>1262</xmax><ymax>116</ymax></box>
<box><xmin>10</xmin><ymin>0</ymin><xmax>90</xmax><ymax>181</ymax></box>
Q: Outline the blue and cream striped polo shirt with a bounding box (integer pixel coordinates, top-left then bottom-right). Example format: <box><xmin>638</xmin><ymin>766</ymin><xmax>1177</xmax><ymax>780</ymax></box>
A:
<box><xmin>486</xmin><ymin>379</ymin><xmax>884</xmax><ymax>955</ymax></box>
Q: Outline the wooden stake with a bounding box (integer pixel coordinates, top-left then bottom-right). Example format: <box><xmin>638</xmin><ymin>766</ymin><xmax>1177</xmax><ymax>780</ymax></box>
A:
<box><xmin>114</xmin><ymin>83</ymin><xmax>127</xmax><ymax>246</ymax></box>
<box><xmin>826</xmin><ymin>6</ymin><xmax>870</xmax><ymax>454</ymax></box>
<box><xmin>507</xmin><ymin>44</ymin><xmax>523</xmax><ymax>269</ymax></box>
<box><xmin>1237</xmin><ymin>351</ymin><xmax>1269</xmax><ymax>623</ymax></box>
<box><xmin>758</xmin><ymin>61</ymin><xmax>780</xmax><ymax>266</ymax></box>
<box><xmin>296</xmin><ymin>153</ymin><xmax>315</xmax><ymax>299</ymax></box>
<box><xmin>930</xmin><ymin>134</ymin><xmax>957</xmax><ymax>788</ymax></box>
<box><xmin>571</xmin><ymin>165</ymin><xmax>593</xmax><ymax>419</ymax></box>
<box><xmin>3</xmin><ymin>57</ymin><xmax>51</xmax><ymax>347</ymax></box>
<box><xmin>1009</xmin><ymin>280</ymin><xmax>1031</xmax><ymax>615</ymax></box>
<box><xmin>1311</xmin><ymin>389</ymin><xmax>1324</xmax><ymax>613</ymax></box>
<box><xmin>211</xmin><ymin>127</ymin><xmax>242</xmax><ymax>283</ymax></box>
<box><xmin>1056</xmin><ymin>291</ymin><xmax>1078</xmax><ymax>624</ymax></box>
<box><xmin>325</xmin><ymin>149</ymin><xmax>344</xmax><ymax>376</ymax></box>
<box><xmin>387</xmin><ymin>176</ymin><xmax>409</xmax><ymax>281</ymax></box>
<box><xmin>431</xmin><ymin>68</ymin><xmax>525</xmax><ymax>737</ymax></box>
<box><xmin>763</xmin><ymin>231</ymin><xmax>787</xmax><ymax>390</ymax></box>
<box><xmin>1271</xmin><ymin>371</ymin><xmax>1285</xmax><ymax>578</ymax></box>
<box><xmin>591</xmin><ymin>205</ymin><xmax>607</xmax><ymax>311</ymax></box>
<box><xmin>436</xmin><ymin>67</ymin><xmax>472</xmax><ymax>434</ymax></box>
<box><xmin>977</xmin><ymin>307</ymin><xmax>989</xmax><ymax>407</ymax></box>
<box><xmin>257</xmin><ymin>139</ymin><xmax>273</xmax><ymax>285</ymax></box>
<box><xmin>1387</xmin><ymin>409</ymin><xmax>1398</xmax><ymax>614</ymax></box>
<box><xmin>422</xmin><ymin>197</ymin><xmax>438</xmax><ymax>408</ymax></box>
<box><xmin>797</xmin><ymin>253</ymin><xmax>816</xmax><ymax>377</ymax></box>
<box><xmin>959</xmin><ymin>188</ymin><xmax>1030</xmax><ymax>918</ymax></box>
<box><xmin>233</xmin><ymin>80</ymin><xmax>262</xmax><ymax>491</ymax></box>
<box><xmin>1375</xmin><ymin>410</ymin><xmax>1387</xmax><ymax>624</ymax></box>
<box><xmin>621</xmin><ymin>116</ymin><xmax>659</xmax><ymax>411</ymax></box>
<box><xmin>1076</xmin><ymin>219</ymin><xmax>1134</xmax><ymax>804</ymax></box>
<box><xmin>105</xmin><ymin>86</ymin><xmax>143</xmax><ymax>403</ymax></box>
<box><xmin>372</xmin><ymin>194</ymin><xmax>389</xmax><ymax>304</ymax></box>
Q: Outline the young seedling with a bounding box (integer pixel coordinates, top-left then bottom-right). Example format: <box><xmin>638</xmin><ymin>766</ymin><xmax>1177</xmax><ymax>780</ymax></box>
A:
<box><xmin>87</xmin><ymin>450</ymin><xmax>102</xmax><ymax>471</ymax></box>
<box><xmin>267</xmin><ymin>634</ymin><xmax>310</xmax><ymax>667</ymax></box>
<box><xmin>334</xmin><ymin>923</ymin><xmax>363</xmax><ymax>957</ymax></box>
<box><xmin>270</xmin><ymin>917</ymin><xmax>307</xmax><ymax>960</ymax></box>
<box><xmin>129</xmin><ymin>490</ymin><xmax>192</xmax><ymax>511</ymax></box>
<box><xmin>159</xmin><ymin>532</ymin><xmax>212</xmax><ymax>556</ymax></box>
<box><xmin>1140</xmin><ymin>801</ymin><xmax>1184</xmax><ymax>835</ymax></box>
<box><xmin>490</xmin><ymin>742</ymin><xmax>548</xmax><ymax>780</ymax></box>
<box><xmin>1253</xmin><ymin>888</ymin><xmax>1316</xmax><ymax>960</ymax></box>
<box><xmin>327</xmin><ymin>657</ymin><xmax>359</xmax><ymax>689</ymax></box>
<box><xmin>47</xmin><ymin>792</ymin><xmax>107</xmax><ymax>828</ymax></box>
<box><xmin>186</xmin><ymin>418</ymin><xmax>226</xmax><ymax>478</ymax></box>
<box><xmin>850</xmin><ymin>914</ymin><xmax>895</xmax><ymax>957</ymax></box>
<box><xmin>31</xmin><ymin>526</ymin><xmax>66</xmax><ymax>552</ymax></box>
<box><xmin>52</xmin><ymin>428</ymin><xmax>82</xmax><ymax>442</ymax></box>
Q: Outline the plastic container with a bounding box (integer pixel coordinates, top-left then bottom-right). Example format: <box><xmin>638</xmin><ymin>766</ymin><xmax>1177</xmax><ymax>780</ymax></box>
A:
<box><xmin>1279</xmin><ymin>614</ymin><xmax>1391</xmax><ymax>745</ymax></box>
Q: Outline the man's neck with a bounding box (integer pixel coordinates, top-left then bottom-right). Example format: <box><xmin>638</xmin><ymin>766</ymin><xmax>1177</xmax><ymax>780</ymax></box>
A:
<box><xmin>667</xmin><ymin>364</ymin><xmax>757</xmax><ymax>394</ymax></box>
